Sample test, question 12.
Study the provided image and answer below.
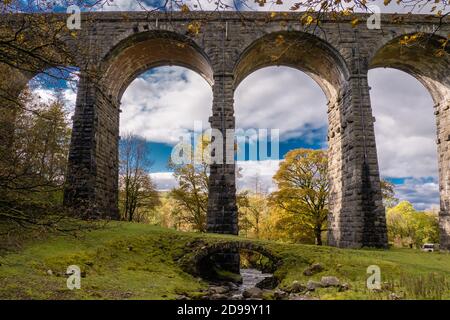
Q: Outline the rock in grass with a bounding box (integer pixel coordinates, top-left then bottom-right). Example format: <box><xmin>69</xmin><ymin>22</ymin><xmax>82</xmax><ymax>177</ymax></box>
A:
<box><xmin>273</xmin><ymin>289</ymin><xmax>288</xmax><ymax>300</ymax></box>
<box><xmin>288</xmin><ymin>280</ymin><xmax>307</xmax><ymax>293</ymax></box>
<box><xmin>320</xmin><ymin>276</ymin><xmax>340</xmax><ymax>287</ymax></box>
<box><xmin>389</xmin><ymin>293</ymin><xmax>401</xmax><ymax>300</ymax></box>
<box><xmin>306</xmin><ymin>280</ymin><xmax>323</xmax><ymax>291</ymax></box>
<box><xmin>303</xmin><ymin>263</ymin><xmax>324</xmax><ymax>276</ymax></box>
<box><xmin>46</xmin><ymin>269</ymin><xmax>53</xmax><ymax>276</ymax></box>
<box><xmin>289</xmin><ymin>294</ymin><xmax>320</xmax><ymax>300</ymax></box>
<box><xmin>242</xmin><ymin>287</ymin><xmax>263</xmax><ymax>299</ymax></box>
<box><xmin>209</xmin><ymin>286</ymin><xmax>230</xmax><ymax>295</ymax></box>
<box><xmin>210</xmin><ymin>293</ymin><xmax>229</xmax><ymax>300</ymax></box>
<box><xmin>339</xmin><ymin>283</ymin><xmax>350</xmax><ymax>292</ymax></box>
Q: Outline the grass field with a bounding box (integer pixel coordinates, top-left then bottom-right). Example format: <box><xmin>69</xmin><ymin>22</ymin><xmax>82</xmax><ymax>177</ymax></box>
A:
<box><xmin>0</xmin><ymin>221</ymin><xmax>449</xmax><ymax>300</ymax></box>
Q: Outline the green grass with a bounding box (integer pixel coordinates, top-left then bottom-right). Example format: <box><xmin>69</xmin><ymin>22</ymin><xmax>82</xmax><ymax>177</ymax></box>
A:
<box><xmin>0</xmin><ymin>221</ymin><xmax>449</xmax><ymax>300</ymax></box>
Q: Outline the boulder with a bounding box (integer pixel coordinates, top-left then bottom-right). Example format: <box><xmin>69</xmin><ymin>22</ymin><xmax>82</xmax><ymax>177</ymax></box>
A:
<box><xmin>289</xmin><ymin>294</ymin><xmax>320</xmax><ymax>300</ymax></box>
<box><xmin>209</xmin><ymin>286</ymin><xmax>230</xmax><ymax>295</ymax></box>
<box><xmin>389</xmin><ymin>293</ymin><xmax>401</xmax><ymax>300</ymax></box>
<box><xmin>288</xmin><ymin>281</ymin><xmax>307</xmax><ymax>293</ymax></box>
<box><xmin>273</xmin><ymin>289</ymin><xmax>288</xmax><ymax>300</ymax></box>
<box><xmin>242</xmin><ymin>287</ymin><xmax>263</xmax><ymax>299</ymax></box>
<box><xmin>210</xmin><ymin>293</ymin><xmax>229</xmax><ymax>300</ymax></box>
<box><xmin>256</xmin><ymin>276</ymin><xmax>279</xmax><ymax>290</ymax></box>
<box><xmin>320</xmin><ymin>276</ymin><xmax>340</xmax><ymax>287</ymax></box>
<box><xmin>339</xmin><ymin>283</ymin><xmax>350</xmax><ymax>292</ymax></box>
<box><xmin>303</xmin><ymin>263</ymin><xmax>324</xmax><ymax>276</ymax></box>
<box><xmin>306</xmin><ymin>280</ymin><xmax>323</xmax><ymax>291</ymax></box>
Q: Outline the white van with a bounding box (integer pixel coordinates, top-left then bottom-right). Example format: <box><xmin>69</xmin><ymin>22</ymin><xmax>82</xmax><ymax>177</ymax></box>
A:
<box><xmin>421</xmin><ymin>243</ymin><xmax>439</xmax><ymax>252</ymax></box>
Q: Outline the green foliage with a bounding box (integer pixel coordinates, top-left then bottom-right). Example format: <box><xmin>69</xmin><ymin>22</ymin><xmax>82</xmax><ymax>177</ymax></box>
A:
<box><xmin>118</xmin><ymin>134</ymin><xmax>160</xmax><ymax>222</ymax></box>
<box><xmin>169</xmin><ymin>161</ymin><xmax>209</xmax><ymax>232</ymax></box>
<box><xmin>1</xmin><ymin>221</ymin><xmax>449</xmax><ymax>300</ymax></box>
<box><xmin>0</xmin><ymin>88</ymin><xmax>72</xmax><ymax>231</ymax></box>
<box><xmin>386</xmin><ymin>201</ymin><xmax>439</xmax><ymax>248</ymax></box>
<box><xmin>269</xmin><ymin>149</ymin><xmax>328</xmax><ymax>245</ymax></box>
<box><xmin>238</xmin><ymin>192</ymin><xmax>268</xmax><ymax>238</ymax></box>
<box><xmin>380</xmin><ymin>179</ymin><xmax>399</xmax><ymax>208</ymax></box>
<box><xmin>1</xmin><ymin>89</ymin><xmax>71</xmax><ymax>204</ymax></box>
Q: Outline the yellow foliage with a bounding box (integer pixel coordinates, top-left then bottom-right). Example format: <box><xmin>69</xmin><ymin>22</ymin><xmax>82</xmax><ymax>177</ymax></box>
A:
<box><xmin>187</xmin><ymin>21</ymin><xmax>201</xmax><ymax>36</ymax></box>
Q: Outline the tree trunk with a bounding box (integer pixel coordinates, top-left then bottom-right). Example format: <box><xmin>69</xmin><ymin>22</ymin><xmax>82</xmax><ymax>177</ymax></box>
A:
<box><xmin>315</xmin><ymin>228</ymin><xmax>322</xmax><ymax>246</ymax></box>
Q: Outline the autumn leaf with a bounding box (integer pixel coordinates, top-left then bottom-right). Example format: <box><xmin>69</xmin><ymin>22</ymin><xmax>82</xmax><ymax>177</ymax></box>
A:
<box><xmin>180</xmin><ymin>4</ymin><xmax>190</xmax><ymax>13</ymax></box>
<box><xmin>187</xmin><ymin>21</ymin><xmax>201</xmax><ymax>36</ymax></box>
<box><xmin>275</xmin><ymin>34</ymin><xmax>285</xmax><ymax>46</ymax></box>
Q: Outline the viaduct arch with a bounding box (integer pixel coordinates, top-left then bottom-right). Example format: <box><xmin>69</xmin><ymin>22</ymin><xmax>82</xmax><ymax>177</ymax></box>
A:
<box><xmin>1</xmin><ymin>11</ymin><xmax>449</xmax><ymax>251</ymax></box>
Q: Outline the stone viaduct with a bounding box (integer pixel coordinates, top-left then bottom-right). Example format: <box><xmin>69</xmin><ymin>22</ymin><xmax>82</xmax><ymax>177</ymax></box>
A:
<box><xmin>1</xmin><ymin>11</ymin><xmax>449</xmax><ymax>251</ymax></box>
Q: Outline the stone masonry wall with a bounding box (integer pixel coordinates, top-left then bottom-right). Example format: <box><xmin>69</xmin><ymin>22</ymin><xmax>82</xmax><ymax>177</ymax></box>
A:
<box><xmin>1</xmin><ymin>12</ymin><xmax>449</xmax><ymax>251</ymax></box>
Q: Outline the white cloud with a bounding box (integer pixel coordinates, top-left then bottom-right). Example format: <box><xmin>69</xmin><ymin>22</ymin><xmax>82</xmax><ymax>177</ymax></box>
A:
<box><xmin>93</xmin><ymin>0</ymin><xmax>155</xmax><ymax>11</ymax></box>
<box><xmin>395</xmin><ymin>178</ymin><xmax>440</xmax><ymax>210</ymax></box>
<box><xmin>369</xmin><ymin>68</ymin><xmax>438</xmax><ymax>179</ymax></box>
<box><xmin>150</xmin><ymin>171</ymin><xmax>177</xmax><ymax>191</ymax></box>
<box><xmin>32</xmin><ymin>87</ymin><xmax>77</xmax><ymax>120</ymax></box>
<box><xmin>234</xmin><ymin>66</ymin><xmax>327</xmax><ymax>142</ymax></box>
<box><xmin>150</xmin><ymin>159</ymin><xmax>281</xmax><ymax>193</ymax></box>
<box><xmin>236</xmin><ymin>159</ymin><xmax>281</xmax><ymax>193</ymax></box>
<box><xmin>86</xmin><ymin>0</ymin><xmax>445</xmax><ymax>13</ymax></box>
<box><xmin>120</xmin><ymin>67</ymin><xmax>212</xmax><ymax>144</ymax></box>
<box><xmin>121</xmin><ymin>66</ymin><xmax>328</xmax><ymax>145</ymax></box>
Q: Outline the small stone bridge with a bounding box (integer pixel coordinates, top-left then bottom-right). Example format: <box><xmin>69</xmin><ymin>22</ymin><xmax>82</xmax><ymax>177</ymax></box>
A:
<box><xmin>179</xmin><ymin>240</ymin><xmax>282</xmax><ymax>276</ymax></box>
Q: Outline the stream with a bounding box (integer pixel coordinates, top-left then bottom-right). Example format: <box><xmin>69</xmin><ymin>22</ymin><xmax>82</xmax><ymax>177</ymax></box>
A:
<box><xmin>217</xmin><ymin>268</ymin><xmax>273</xmax><ymax>299</ymax></box>
<box><xmin>238</xmin><ymin>268</ymin><xmax>273</xmax><ymax>292</ymax></box>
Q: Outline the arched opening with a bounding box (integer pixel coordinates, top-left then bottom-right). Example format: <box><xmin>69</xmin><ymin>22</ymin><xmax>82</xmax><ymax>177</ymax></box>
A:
<box><xmin>101</xmin><ymin>31</ymin><xmax>214</xmax><ymax>102</ymax></box>
<box><xmin>233</xmin><ymin>31</ymin><xmax>348</xmax><ymax>246</ymax></box>
<box><xmin>369</xmin><ymin>33</ymin><xmax>450</xmax><ymax>248</ymax></box>
<box><xmin>234</xmin><ymin>31</ymin><xmax>350</xmax><ymax>102</ymax></box>
<box><xmin>234</xmin><ymin>66</ymin><xmax>327</xmax><ymax>244</ymax></box>
<box><xmin>87</xmin><ymin>30</ymin><xmax>215</xmax><ymax>222</ymax></box>
<box><xmin>0</xmin><ymin>65</ymin><xmax>78</xmax><ymax>220</ymax></box>
<box><xmin>118</xmin><ymin>65</ymin><xmax>213</xmax><ymax>224</ymax></box>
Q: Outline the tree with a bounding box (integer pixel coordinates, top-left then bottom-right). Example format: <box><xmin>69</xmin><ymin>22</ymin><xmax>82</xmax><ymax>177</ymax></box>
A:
<box><xmin>270</xmin><ymin>149</ymin><xmax>329</xmax><ymax>245</ymax></box>
<box><xmin>238</xmin><ymin>192</ymin><xmax>269</xmax><ymax>239</ymax></box>
<box><xmin>119</xmin><ymin>134</ymin><xmax>160</xmax><ymax>222</ymax></box>
<box><xmin>381</xmin><ymin>179</ymin><xmax>399</xmax><ymax>208</ymax></box>
<box><xmin>0</xmin><ymin>87</ymin><xmax>72</xmax><ymax>231</ymax></box>
<box><xmin>386</xmin><ymin>201</ymin><xmax>439</xmax><ymax>248</ymax></box>
<box><xmin>0</xmin><ymin>88</ymin><xmax>71</xmax><ymax>201</ymax></box>
<box><xmin>169</xmin><ymin>160</ymin><xmax>209</xmax><ymax>232</ymax></box>
<box><xmin>262</xmin><ymin>205</ymin><xmax>316</xmax><ymax>244</ymax></box>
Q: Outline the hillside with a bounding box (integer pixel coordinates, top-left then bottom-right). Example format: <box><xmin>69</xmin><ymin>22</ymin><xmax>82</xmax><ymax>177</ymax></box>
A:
<box><xmin>0</xmin><ymin>221</ymin><xmax>449</xmax><ymax>300</ymax></box>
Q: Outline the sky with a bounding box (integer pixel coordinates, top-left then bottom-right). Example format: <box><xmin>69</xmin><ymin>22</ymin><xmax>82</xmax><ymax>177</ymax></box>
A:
<box><xmin>25</xmin><ymin>0</ymin><xmax>448</xmax><ymax>211</ymax></box>
<box><xmin>117</xmin><ymin>65</ymin><xmax>440</xmax><ymax>211</ymax></box>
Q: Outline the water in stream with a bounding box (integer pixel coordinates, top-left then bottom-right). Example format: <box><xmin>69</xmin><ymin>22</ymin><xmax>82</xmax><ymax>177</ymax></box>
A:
<box><xmin>237</xmin><ymin>268</ymin><xmax>273</xmax><ymax>293</ymax></box>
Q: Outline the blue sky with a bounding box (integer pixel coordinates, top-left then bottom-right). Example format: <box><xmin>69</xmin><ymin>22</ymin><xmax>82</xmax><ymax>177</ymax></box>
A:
<box><xmin>31</xmin><ymin>64</ymin><xmax>440</xmax><ymax>211</ymax></box>
<box><xmin>117</xmin><ymin>65</ymin><xmax>439</xmax><ymax>210</ymax></box>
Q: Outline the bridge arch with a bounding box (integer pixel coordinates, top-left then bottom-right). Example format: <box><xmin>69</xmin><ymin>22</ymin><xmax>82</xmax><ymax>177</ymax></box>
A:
<box><xmin>368</xmin><ymin>33</ymin><xmax>450</xmax><ymax>248</ymax></box>
<box><xmin>64</xmin><ymin>31</ymin><xmax>214</xmax><ymax>218</ymax></box>
<box><xmin>369</xmin><ymin>33</ymin><xmax>450</xmax><ymax>103</ymax></box>
<box><xmin>100</xmin><ymin>30</ymin><xmax>214</xmax><ymax>103</ymax></box>
<box><xmin>233</xmin><ymin>31</ymin><xmax>351</xmax><ymax>102</ymax></box>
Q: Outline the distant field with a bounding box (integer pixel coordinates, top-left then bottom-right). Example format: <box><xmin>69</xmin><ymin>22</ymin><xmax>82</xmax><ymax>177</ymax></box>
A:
<box><xmin>0</xmin><ymin>221</ymin><xmax>449</xmax><ymax>300</ymax></box>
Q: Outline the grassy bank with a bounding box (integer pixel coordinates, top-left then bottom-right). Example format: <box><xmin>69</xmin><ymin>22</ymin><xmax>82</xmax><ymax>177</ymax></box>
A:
<box><xmin>0</xmin><ymin>221</ymin><xmax>449</xmax><ymax>300</ymax></box>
